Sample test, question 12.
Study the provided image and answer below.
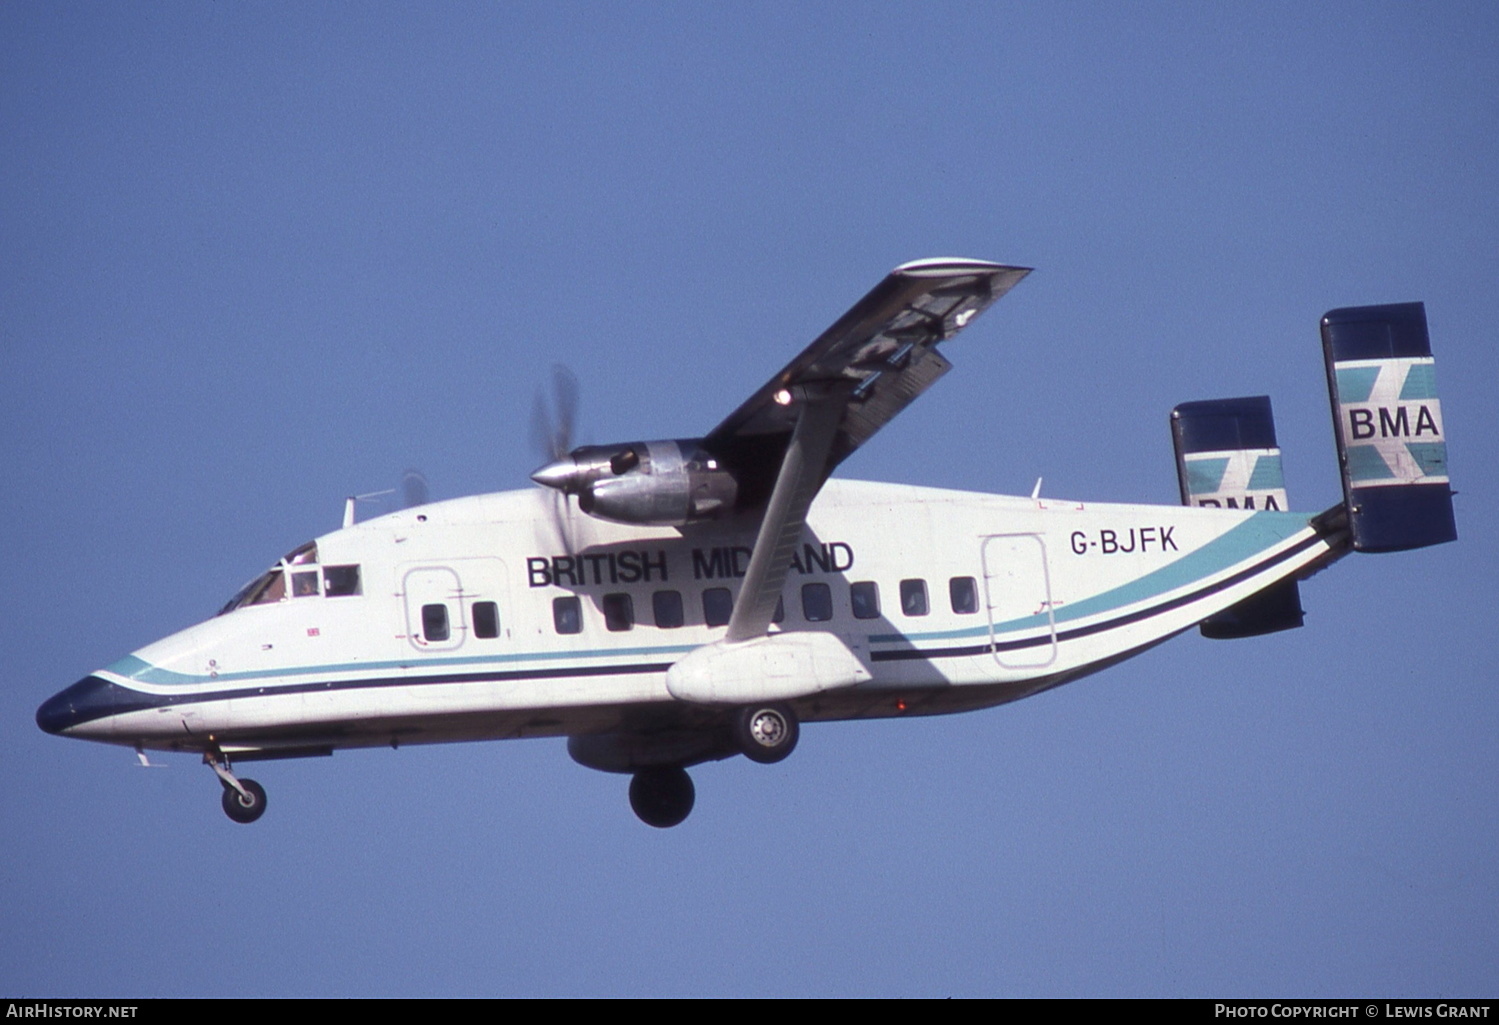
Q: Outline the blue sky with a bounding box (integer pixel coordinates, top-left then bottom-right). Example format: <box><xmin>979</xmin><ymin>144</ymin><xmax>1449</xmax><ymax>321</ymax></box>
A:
<box><xmin>3</xmin><ymin>2</ymin><xmax>1496</xmax><ymax>997</ymax></box>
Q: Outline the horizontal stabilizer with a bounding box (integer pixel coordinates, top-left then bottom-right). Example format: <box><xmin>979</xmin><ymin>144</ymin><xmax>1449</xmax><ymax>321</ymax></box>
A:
<box><xmin>1322</xmin><ymin>302</ymin><xmax>1456</xmax><ymax>552</ymax></box>
<box><xmin>1171</xmin><ymin>395</ymin><xmax>1303</xmax><ymax>638</ymax></box>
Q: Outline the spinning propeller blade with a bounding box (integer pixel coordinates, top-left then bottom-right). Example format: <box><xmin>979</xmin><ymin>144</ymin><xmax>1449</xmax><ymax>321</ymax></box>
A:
<box><xmin>529</xmin><ymin>364</ymin><xmax>581</xmax><ymax>553</ymax></box>
<box><xmin>400</xmin><ymin>469</ymin><xmax>430</xmax><ymax>510</ymax></box>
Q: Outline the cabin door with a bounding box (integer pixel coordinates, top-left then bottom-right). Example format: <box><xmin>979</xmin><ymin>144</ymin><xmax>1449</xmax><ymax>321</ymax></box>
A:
<box><xmin>981</xmin><ymin>533</ymin><xmax>1057</xmax><ymax>669</ymax></box>
<box><xmin>402</xmin><ymin>565</ymin><xmax>466</xmax><ymax>652</ymax></box>
<box><xmin>399</xmin><ymin>558</ymin><xmax>511</xmax><ymax>654</ymax></box>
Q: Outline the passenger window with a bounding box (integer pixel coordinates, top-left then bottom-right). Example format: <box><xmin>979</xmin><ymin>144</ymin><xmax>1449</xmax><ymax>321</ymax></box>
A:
<box><xmin>422</xmin><ymin>603</ymin><xmax>450</xmax><ymax>642</ymax></box>
<box><xmin>553</xmin><ymin>596</ymin><xmax>582</xmax><ymax>634</ymax></box>
<box><xmin>801</xmin><ymin>582</ymin><xmax>833</xmax><ymax>622</ymax></box>
<box><xmin>603</xmin><ymin>593</ymin><xmax>634</xmax><ymax>632</ymax></box>
<box><xmin>703</xmin><ymin>587</ymin><xmax>733</xmax><ymax>628</ymax></box>
<box><xmin>950</xmin><ymin>576</ymin><xmax>979</xmax><ymax>615</ymax></box>
<box><xmin>850</xmin><ymin>581</ymin><xmax>880</xmax><ymax>620</ymax></box>
<box><xmin>900</xmin><ymin>578</ymin><xmax>929</xmax><ymax>617</ymax></box>
<box><xmin>324</xmin><ymin>565</ymin><xmax>362</xmax><ymax>597</ymax></box>
<box><xmin>653</xmin><ymin>590</ymin><xmax>684</xmax><ymax>629</ymax></box>
<box><xmin>473</xmin><ymin>601</ymin><xmax>500</xmax><ymax>639</ymax></box>
<box><xmin>291</xmin><ymin>570</ymin><xmax>320</xmax><ymax>598</ymax></box>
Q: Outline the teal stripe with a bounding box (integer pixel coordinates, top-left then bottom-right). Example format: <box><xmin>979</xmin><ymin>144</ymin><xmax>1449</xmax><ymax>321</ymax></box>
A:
<box><xmin>1345</xmin><ymin>444</ymin><xmax>1395</xmax><ymax>482</ymax></box>
<box><xmin>1406</xmin><ymin>441</ymin><xmax>1448</xmax><ymax>477</ymax></box>
<box><xmin>1335</xmin><ymin>365</ymin><xmax>1381</xmax><ymax>403</ymax></box>
<box><xmin>1041</xmin><ymin>512</ymin><xmax>1308</xmax><ymax>627</ymax></box>
<box><xmin>1185</xmin><ymin>457</ymin><xmax>1230</xmax><ymax>495</ymax></box>
<box><xmin>111</xmin><ymin>514</ymin><xmax>1317</xmax><ymax>686</ymax></box>
<box><xmin>1246</xmin><ymin>453</ymin><xmax>1284</xmax><ymax>491</ymax></box>
<box><xmin>871</xmin><ymin>512</ymin><xmax>1313</xmax><ymax>642</ymax></box>
<box><xmin>1398</xmin><ymin>362</ymin><xmax>1438</xmax><ymax>401</ymax></box>
<box><xmin>105</xmin><ymin>642</ymin><xmax>701</xmax><ymax>688</ymax></box>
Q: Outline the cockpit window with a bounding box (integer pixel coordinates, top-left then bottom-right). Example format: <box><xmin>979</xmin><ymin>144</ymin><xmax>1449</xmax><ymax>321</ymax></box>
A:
<box><xmin>219</xmin><ymin>574</ymin><xmax>264</xmax><ymax>615</ymax></box>
<box><xmin>217</xmin><ymin>568</ymin><xmax>287</xmax><ymax>615</ymax></box>
<box><xmin>284</xmin><ymin>541</ymin><xmax>319</xmax><ymax>565</ymax></box>
<box><xmin>324</xmin><ymin>565</ymin><xmax>361</xmax><ymax>597</ymax></box>
<box><xmin>250</xmin><ymin>569</ymin><xmax>286</xmax><ymax>605</ymax></box>
<box><xmin>217</xmin><ymin>544</ymin><xmax>357</xmax><ymax>615</ymax></box>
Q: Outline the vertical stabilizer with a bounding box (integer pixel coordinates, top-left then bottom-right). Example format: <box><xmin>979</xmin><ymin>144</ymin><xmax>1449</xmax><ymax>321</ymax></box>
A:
<box><xmin>1170</xmin><ymin>395</ymin><xmax>1304</xmax><ymax>639</ymax></box>
<box><xmin>1171</xmin><ymin>395</ymin><xmax>1289</xmax><ymax>512</ymax></box>
<box><xmin>1322</xmin><ymin>302</ymin><xmax>1456</xmax><ymax>552</ymax></box>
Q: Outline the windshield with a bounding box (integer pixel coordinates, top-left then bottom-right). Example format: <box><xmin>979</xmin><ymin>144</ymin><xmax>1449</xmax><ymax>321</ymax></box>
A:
<box><xmin>216</xmin><ymin>543</ymin><xmax>362</xmax><ymax>615</ymax></box>
<box><xmin>217</xmin><ymin>542</ymin><xmax>318</xmax><ymax>615</ymax></box>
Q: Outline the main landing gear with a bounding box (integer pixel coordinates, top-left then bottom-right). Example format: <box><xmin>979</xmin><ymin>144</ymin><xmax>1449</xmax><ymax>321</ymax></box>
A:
<box><xmin>205</xmin><ymin>749</ymin><xmax>267</xmax><ymax>824</ymax></box>
<box><xmin>624</xmin><ymin>703</ymin><xmax>802</xmax><ymax>828</ymax></box>
<box><xmin>629</xmin><ymin>766</ymin><xmax>695</xmax><ymax>828</ymax></box>
<box><xmin>731</xmin><ymin>702</ymin><xmax>799</xmax><ymax>764</ymax></box>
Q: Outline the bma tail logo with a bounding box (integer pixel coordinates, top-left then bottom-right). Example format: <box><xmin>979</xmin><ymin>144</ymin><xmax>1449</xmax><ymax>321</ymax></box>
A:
<box><xmin>1184</xmin><ymin>448</ymin><xmax>1288</xmax><ymax>510</ymax></box>
<box><xmin>1334</xmin><ymin>357</ymin><xmax>1448</xmax><ymax>487</ymax></box>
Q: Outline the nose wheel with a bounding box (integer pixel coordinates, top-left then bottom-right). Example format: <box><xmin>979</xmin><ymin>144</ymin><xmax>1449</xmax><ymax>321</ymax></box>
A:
<box><xmin>221</xmin><ymin>778</ymin><xmax>267</xmax><ymax>824</ymax></box>
<box><xmin>205</xmin><ymin>749</ymin><xmax>267</xmax><ymax>824</ymax></box>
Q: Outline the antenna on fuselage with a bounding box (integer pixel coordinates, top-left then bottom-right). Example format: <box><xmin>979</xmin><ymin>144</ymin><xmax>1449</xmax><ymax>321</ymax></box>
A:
<box><xmin>342</xmin><ymin>488</ymin><xmax>395</xmax><ymax>528</ymax></box>
<box><xmin>341</xmin><ymin>469</ymin><xmax>432</xmax><ymax>527</ymax></box>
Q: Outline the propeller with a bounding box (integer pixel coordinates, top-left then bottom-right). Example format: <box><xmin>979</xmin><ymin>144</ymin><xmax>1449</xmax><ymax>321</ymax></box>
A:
<box><xmin>530</xmin><ymin>364</ymin><xmax>581</xmax><ymax>552</ymax></box>
<box><xmin>401</xmin><ymin>469</ymin><xmax>430</xmax><ymax>509</ymax></box>
<box><xmin>530</xmin><ymin>364</ymin><xmax>579</xmax><ymax>464</ymax></box>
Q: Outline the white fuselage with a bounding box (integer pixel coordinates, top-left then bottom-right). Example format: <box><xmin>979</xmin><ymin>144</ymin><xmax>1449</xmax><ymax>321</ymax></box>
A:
<box><xmin>50</xmin><ymin>479</ymin><xmax>1340</xmax><ymax>756</ymax></box>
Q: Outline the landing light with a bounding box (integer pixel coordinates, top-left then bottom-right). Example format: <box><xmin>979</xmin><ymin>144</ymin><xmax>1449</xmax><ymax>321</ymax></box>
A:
<box><xmin>773</xmin><ymin>388</ymin><xmax>793</xmax><ymax>406</ymax></box>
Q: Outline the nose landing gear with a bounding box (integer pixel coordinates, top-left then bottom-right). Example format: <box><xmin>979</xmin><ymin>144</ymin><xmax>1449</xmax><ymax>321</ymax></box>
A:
<box><xmin>204</xmin><ymin>749</ymin><xmax>267</xmax><ymax>824</ymax></box>
<box><xmin>221</xmin><ymin>778</ymin><xmax>267</xmax><ymax>823</ymax></box>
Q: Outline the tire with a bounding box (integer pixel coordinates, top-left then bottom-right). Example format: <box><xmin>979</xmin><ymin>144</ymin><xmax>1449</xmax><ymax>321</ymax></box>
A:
<box><xmin>732</xmin><ymin>703</ymin><xmax>799</xmax><ymax>764</ymax></box>
<box><xmin>221</xmin><ymin>778</ymin><xmax>267</xmax><ymax>824</ymax></box>
<box><xmin>628</xmin><ymin>767</ymin><xmax>695</xmax><ymax>828</ymax></box>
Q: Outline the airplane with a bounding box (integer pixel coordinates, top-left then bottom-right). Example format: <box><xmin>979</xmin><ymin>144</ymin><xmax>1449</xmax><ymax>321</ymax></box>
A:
<box><xmin>36</xmin><ymin>258</ymin><xmax>1456</xmax><ymax>828</ymax></box>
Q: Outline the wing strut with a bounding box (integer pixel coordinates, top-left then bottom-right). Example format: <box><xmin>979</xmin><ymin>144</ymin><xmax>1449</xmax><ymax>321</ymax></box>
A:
<box><xmin>724</xmin><ymin>386</ymin><xmax>847</xmax><ymax>643</ymax></box>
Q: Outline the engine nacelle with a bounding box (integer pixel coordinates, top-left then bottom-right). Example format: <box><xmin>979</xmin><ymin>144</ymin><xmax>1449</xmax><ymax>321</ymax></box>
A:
<box><xmin>532</xmin><ymin>439</ymin><xmax>739</xmax><ymax>526</ymax></box>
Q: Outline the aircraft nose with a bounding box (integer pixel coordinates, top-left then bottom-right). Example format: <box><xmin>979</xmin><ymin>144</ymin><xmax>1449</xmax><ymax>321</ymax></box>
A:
<box><xmin>36</xmin><ymin>675</ymin><xmax>144</xmax><ymax>735</ymax></box>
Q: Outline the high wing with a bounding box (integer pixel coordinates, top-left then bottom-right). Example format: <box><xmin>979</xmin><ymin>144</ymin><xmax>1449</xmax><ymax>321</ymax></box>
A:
<box><xmin>703</xmin><ymin>258</ymin><xmax>1030</xmax><ymax>506</ymax></box>
<box><xmin>711</xmin><ymin>257</ymin><xmax>1029</xmax><ymax>642</ymax></box>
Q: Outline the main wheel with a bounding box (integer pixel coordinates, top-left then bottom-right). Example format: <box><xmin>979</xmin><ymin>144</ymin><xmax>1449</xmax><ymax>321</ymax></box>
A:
<box><xmin>221</xmin><ymin>778</ymin><xmax>267</xmax><ymax>824</ymax></box>
<box><xmin>732</xmin><ymin>703</ymin><xmax>799</xmax><ymax>764</ymax></box>
<box><xmin>629</xmin><ymin>767</ymin><xmax>695</xmax><ymax>828</ymax></box>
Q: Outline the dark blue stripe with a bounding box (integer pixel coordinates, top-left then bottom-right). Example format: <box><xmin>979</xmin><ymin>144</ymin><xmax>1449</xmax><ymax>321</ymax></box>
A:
<box><xmin>873</xmin><ymin>527</ymin><xmax>1329</xmax><ymax>662</ymax></box>
<box><xmin>42</xmin><ymin>525</ymin><xmax>1336</xmax><ymax>732</ymax></box>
